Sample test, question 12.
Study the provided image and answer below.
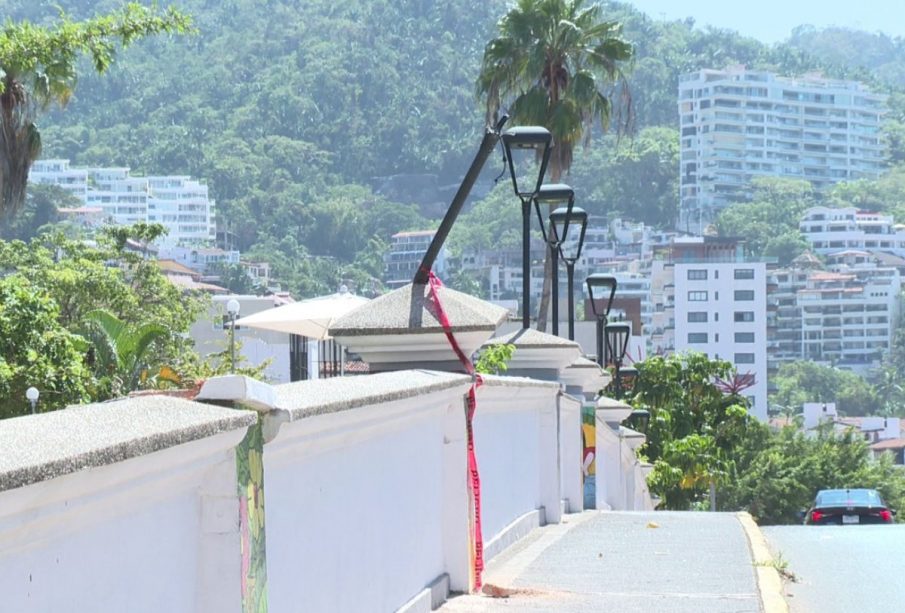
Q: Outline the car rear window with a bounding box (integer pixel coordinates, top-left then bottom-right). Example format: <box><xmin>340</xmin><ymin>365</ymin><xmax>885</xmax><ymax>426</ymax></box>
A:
<box><xmin>816</xmin><ymin>489</ymin><xmax>883</xmax><ymax>506</ymax></box>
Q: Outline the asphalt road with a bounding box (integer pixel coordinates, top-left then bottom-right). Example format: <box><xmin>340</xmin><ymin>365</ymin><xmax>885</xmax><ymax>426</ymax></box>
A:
<box><xmin>440</xmin><ymin>511</ymin><xmax>761</xmax><ymax>612</ymax></box>
<box><xmin>762</xmin><ymin>524</ymin><xmax>905</xmax><ymax>612</ymax></box>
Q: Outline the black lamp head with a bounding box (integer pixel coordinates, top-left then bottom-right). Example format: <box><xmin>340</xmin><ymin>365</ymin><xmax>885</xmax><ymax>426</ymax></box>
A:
<box><xmin>553</xmin><ymin>206</ymin><xmax>587</xmax><ymax>261</ymax></box>
<box><xmin>604</xmin><ymin>322</ymin><xmax>631</xmax><ymax>365</ymax></box>
<box><xmin>534</xmin><ymin>183</ymin><xmax>574</xmax><ymax>244</ymax></box>
<box><xmin>501</xmin><ymin>126</ymin><xmax>553</xmax><ymax>199</ymax></box>
<box><xmin>625</xmin><ymin>408</ymin><xmax>650</xmax><ymax>432</ymax></box>
<box><xmin>586</xmin><ymin>274</ymin><xmax>617</xmax><ymax>319</ymax></box>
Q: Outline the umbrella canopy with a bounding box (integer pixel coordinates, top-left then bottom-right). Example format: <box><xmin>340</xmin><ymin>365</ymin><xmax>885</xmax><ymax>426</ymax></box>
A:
<box><xmin>234</xmin><ymin>288</ymin><xmax>370</xmax><ymax>340</ymax></box>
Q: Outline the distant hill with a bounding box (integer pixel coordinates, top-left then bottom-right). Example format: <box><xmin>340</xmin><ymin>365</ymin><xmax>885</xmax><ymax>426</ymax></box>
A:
<box><xmin>3</xmin><ymin>1</ymin><xmax>903</xmax><ymax>294</ymax></box>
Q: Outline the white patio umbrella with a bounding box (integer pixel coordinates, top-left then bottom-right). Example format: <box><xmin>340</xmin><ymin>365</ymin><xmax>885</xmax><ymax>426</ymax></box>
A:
<box><xmin>234</xmin><ymin>286</ymin><xmax>370</xmax><ymax>340</ymax></box>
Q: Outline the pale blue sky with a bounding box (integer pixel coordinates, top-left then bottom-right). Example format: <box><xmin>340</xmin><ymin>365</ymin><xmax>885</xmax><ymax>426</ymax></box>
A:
<box><xmin>627</xmin><ymin>0</ymin><xmax>904</xmax><ymax>43</ymax></box>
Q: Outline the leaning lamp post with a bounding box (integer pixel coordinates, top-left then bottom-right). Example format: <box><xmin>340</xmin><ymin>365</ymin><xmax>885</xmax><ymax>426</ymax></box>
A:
<box><xmin>605</xmin><ymin>322</ymin><xmax>631</xmax><ymax>399</ymax></box>
<box><xmin>586</xmin><ymin>274</ymin><xmax>618</xmax><ymax>367</ymax></box>
<box><xmin>553</xmin><ymin>206</ymin><xmax>587</xmax><ymax>340</ymax></box>
<box><xmin>533</xmin><ymin>184</ymin><xmax>575</xmax><ymax>336</ymax></box>
<box><xmin>502</xmin><ymin>126</ymin><xmax>553</xmax><ymax>328</ymax></box>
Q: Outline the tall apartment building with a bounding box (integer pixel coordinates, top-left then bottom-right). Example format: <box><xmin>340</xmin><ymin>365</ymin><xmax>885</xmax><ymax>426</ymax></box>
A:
<box><xmin>29</xmin><ymin>159</ymin><xmax>217</xmax><ymax>244</ymax></box>
<box><xmin>800</xmin><ymin>206</ymin><xmax>905</xmax><ymax>258</ymax></box>
<box><xmin>670</xmin><ymin>237</ymin><xmax>769</xmax><ymax>420</ymax></box>
<box><xmin>768</xmin><ymin>250</ymin><xmax>901</xmax><ymax>374</ymax></box>
<box><xmin>678</xmin><ymin>67</ymin><xmax>886</xmax><ymax>232</ymax></box>
<box><xmin>384</xmin><ymin>230</ymin><xmax>446</xmax><ymax>289</ymax></box>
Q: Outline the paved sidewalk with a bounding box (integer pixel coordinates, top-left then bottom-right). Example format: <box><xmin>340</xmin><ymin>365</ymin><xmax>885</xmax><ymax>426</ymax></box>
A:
<box><xmin>440</xmin><ymin>511</ymin><xmax>762</xmax><ymax>612</ymax></box>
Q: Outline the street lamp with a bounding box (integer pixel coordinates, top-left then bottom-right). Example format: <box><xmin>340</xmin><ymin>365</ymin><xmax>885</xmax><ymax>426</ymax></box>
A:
<box><xmin>605</xmin><ymin>323</ymin><xmax>631</xmax><ymax>399</ymax></box>
<box><xmin>618</xmin><ymin>366</ymin><xmax>639</xmax><ymax>398</ymax></box>
<box><xmin>533</xmin><ymin>184</ymin><xmax>575</xmax><ymax>336</ymax></box>
<box><xmin>625</xmin><ymin>408</ymin><xmax>650</xmax><ymax>433</ymax></box>
<box><xmin>554</xmin><ymin>207</ymin><xmax>587</xmax><ymax>340</ymax></box>
<box><xmin>586</xmin><ymin>274</ymin><xmax>618</xmax><ymax>367</ymax></box>
<box><xmin>502</xmin><ymin>126</ymin><xmax>553</xmax><ymax>328</ymax></box>
<box><xmin>26</xmin><ymin>386</ymin><xmax>39</xmax><ymax>414</ymax></box>
<box><xmin>226</xmin><ymin>298</ymin><xmax>240</xmax><ymax>373</ymax></box>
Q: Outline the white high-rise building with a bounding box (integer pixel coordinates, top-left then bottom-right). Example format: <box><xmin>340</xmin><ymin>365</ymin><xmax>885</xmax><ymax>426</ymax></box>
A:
<box><xmin>147</xmin><ymin>175</ymin><xmax>217</xmax><ymax>244</ymax></box>
<box><xmin>678</xmin><ymin>67</ymin><xmax>886</xmax><ymax>232</ymax></box>
<box><xmin>768</xmin><ymin>250</ymin><xmax>901</xmax><ymax>374</ymax></box>
<box><xmin>800</xmin><ymin>206</ymin><xmax>905</xmax><ymax>258</ymax></box>
<box><xmin>670</xmin><ymin>237</ymin><xmax>769</xmax><ymax>420</ymax></box>
<box><xmin>29</xmin><ymin>159</ymin><xmax>216</xmax><ymax>245</ymax></box>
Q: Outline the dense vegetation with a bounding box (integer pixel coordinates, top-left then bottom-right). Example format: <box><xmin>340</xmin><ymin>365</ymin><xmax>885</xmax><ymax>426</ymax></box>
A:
<box><xmin>0</xmin><ymin>0</ymin><xmax>900</xmax><ymax>299</ymax></box>
<box><xmin>630</xmin><ymin>353</ymin><xmax>905</xmax><ymax>523</ymax></box>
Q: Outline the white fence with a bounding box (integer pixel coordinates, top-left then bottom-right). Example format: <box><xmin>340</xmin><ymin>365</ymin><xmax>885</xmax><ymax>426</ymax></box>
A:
<box><xmin>0</xmin><ymin>371</ymin><xmax>651</xmax><ymax>613</ymax></box>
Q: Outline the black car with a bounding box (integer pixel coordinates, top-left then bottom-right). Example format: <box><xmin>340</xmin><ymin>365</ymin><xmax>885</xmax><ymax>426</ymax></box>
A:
<box><xmin>804</xmin><ymin>488</ymin><xmax>896</xmax><ymax>525</ymax></box>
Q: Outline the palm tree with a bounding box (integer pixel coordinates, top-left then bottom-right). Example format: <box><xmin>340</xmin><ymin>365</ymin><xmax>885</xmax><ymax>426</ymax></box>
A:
<box><xmin>81</xmin><ymin>309</ymin><xmax>169</xmax><ymax>397</ymax></box>
<box><xmin>0</xmin><ymin>6</ymin><xmax>191</xmax><ymax>219</ymax></box>
<box><xmin>477</xmin><ymin>0</ymin><xmax>633</xmax><ymax>331</ymax></box>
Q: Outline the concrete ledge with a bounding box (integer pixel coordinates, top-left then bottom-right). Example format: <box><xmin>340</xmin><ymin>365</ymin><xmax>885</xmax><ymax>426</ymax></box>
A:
<box><xmin>273</xmin><ymin>370</ymin><xmax>471</xmax><ymax>420</ymax></box>
<box><xmin>0</xmin><ymin>396</ymin><xmax>256</xmax><ymax>492</ymax></box>
<box><xmin>736</xmin><ymin>512</ymin><xmax>789</xmax><ymax>613</ymax></box>
<box><xmin>483</xmin><ymin>508</ymin><xmax>546</xmax><ymax>564</ymax></box>
<box><xmin>396</xmin><ymin>574</ymin><xmax>450</xmax><ymax>613</ymax></box>
<box><xmin>196</xmin><ymin>374</ymin><xmax>277</xmax><ymax>412</ymax></box>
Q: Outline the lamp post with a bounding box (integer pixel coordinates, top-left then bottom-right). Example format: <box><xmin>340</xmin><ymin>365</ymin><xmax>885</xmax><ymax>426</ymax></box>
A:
<box><xmin>586</xmin><ymin>275</ymin><xmax>618</xmax><ymax>367</ymax></box>
<box><xmin>605</xmin><ymin>323</ymin><xmax>631</xmax><ymax>399</ymax></box>
<box><xmin>619</xmin><ymin>366</ymin><xmax>639</xmax><ymax>399</ymax></box>
<box><xmin>226</xmin><ymin>298</ymin><xmax>240</xmax><ymax>373</ymax></box>
<box><xmin>554</xmin><ymin>207</ymin><xmax>587</xmax><ymax>340</ymax></box>
<box><xmin>415</xmin><ymin>115</ymin><xmax>512</xmax><ymax>284</ymax></box>
<box><xmin>26</xmin><ymin>386</ymin><xmax>39</xmax><ymax>414</ymax></box>
<box><xmin>625</xmin><ymin>407</ymin><xmax>650</xmax><ymax>433</ymax></box>
<box><xmin>533</xmin><ymin>184</ymin><xmax>575</xmax><ymax>336</ymax></box>
<box><xmin>502</xmin><ymin>127</ymin><xmax>553</xmax><ymax>328</ymax></box>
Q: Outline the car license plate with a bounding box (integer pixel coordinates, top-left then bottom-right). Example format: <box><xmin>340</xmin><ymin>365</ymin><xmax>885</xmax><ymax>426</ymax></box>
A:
<box><xmin>842</xmin><ymin>514</ymin><xmax>859</xmax><ymax>524</ymax></box>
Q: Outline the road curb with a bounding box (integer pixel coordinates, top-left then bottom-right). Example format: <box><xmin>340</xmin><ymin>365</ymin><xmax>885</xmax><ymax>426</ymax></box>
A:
<box><xmin>736</xmin><ymin>512</ymin><xmax>789</xmax><ymax>613</ymax></box>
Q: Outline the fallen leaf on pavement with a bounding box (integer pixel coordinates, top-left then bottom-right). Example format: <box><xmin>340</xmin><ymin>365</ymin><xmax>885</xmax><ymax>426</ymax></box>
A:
<box><xmin>646</xmin><ymin>521</ymin><xmax>660</xmax><ymax>529</ymax></box>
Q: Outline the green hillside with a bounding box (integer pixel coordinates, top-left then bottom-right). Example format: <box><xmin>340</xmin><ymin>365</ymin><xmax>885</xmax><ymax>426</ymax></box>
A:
<box><xmin>3</xmin><ymin>0</ymin><xmax>903</xmax><ymax>296</ymax></box>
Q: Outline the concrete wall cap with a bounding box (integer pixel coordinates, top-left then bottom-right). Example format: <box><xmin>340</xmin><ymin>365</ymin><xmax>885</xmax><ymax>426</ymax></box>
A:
<box><xmin>478</xmin><ymin>374</ymin><xmax>561</xmax><ymax>390</ymax></box>
<box><xmin>0</xmin><ymin>396</ymin><xmax>256</xmax><ymax>492</ymax></box>
<box><xmin>273</xmin><ymin>370</ymin><xmax>472</xmax><ymax>420</ymax></box>
<box><xmin>196</xmin><ymin>375</ymin><xmax>278</xmax><ymax>412</ymax></box>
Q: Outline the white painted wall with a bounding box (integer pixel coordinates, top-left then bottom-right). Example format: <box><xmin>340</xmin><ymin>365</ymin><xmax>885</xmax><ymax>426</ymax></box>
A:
<box><xmin>0</xmin><ymin>431</ymin><xmax>247</xmax><ymax>613</ymax></box>
<box><xmin>263</xmin><ymin>387</ymin><xmax>469</xmax><ymax>612</ymax></box>
<box><xmin>559</xmin><ymin>394</ymin><xmax>584</xmax><ymax>513</ymax></box>
<box><xmin>595</xmin><ymin>412</ymin><xmax>653</xmax><ymax>511</ymax></box>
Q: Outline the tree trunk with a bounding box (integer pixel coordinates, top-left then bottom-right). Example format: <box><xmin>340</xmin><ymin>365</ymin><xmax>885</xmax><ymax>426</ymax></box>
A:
<box><xmin>536</xmin><ymin>219</ymin><xmax>554</xmax><ymax>332</ymax></box>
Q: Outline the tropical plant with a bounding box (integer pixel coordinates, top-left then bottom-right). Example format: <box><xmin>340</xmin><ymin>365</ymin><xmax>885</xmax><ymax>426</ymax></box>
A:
<box><xmin>0</xmin><ymin>3</ymin><xmax>191</xmax><ymax>218</ymax></box>
<box><xmin>477</xmin><ymin>0</ymin><xmax>633</xmax><ymax>329</ymax></box>
<box><xmin>629</xmin><ymin>352</ymin><xmax>761</xmax><ymax>509</ymax></box>
<box><xmin>0</xmin><ymin>274</ymin><xmax>91</xmax><ymax>418</ymax></box>
<box><xmin>80</xmin><ymin>308</ymin><xmax>168</xmax><ymax>398</ymax></box>
<box><xmin>474</xmin><ymin>343</ymin><xmax>516</xmax><ymax>375</ymax></box>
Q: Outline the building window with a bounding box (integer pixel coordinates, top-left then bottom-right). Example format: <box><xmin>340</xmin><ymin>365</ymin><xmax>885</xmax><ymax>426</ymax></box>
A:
<box><xmin>735</xmin><ymin>353</ymin><xmax>756</xmax><ymax>364</ymax></box>
<box><xmin>688</xmin><ymin>311</ymin><xmax>708</xmax><ymax>323</ymax></box>
<box><xmin>734</xmin><ymin>268</ymin><xmax>755</xmax><ymax>280</ymax></box>
<box><xmin>734</xmin><ymin>290</ymin><xmax>755</xmax><ymax>301</ymax></box>
<box><xmin>688</xmin><ymin>332</ymin><xmax>708</xmax><ymax>344</ymax></box>
<box><xmin>735</xmin><ymin>332</ymin><xmax>755</xmax><ymax>343</ymax></box>
<box><xmin>687</xmin><ymin>269</ymin><xmax>708</xmax><ymax>280</ymax></box>
<box><xmin>734</xmin><ymin>311</ymin><xmax>755</xmax><ymax>322</ymax></box>
<box><xmin>688</xmin><ymin>291</ymin><xmax>708</xmax><ymax>301</ymax></box>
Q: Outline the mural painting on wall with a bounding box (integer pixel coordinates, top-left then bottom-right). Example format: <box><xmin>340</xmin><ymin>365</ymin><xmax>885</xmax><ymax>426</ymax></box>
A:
<box><xmin>581</xmin><ymin>405</ymin><xmax>596</xmax><ymax>508</ymax></box>
<box><xmin>237</xmin><ymin>420</ymin><xmax>268</xmax><ymax>613</ymax></box>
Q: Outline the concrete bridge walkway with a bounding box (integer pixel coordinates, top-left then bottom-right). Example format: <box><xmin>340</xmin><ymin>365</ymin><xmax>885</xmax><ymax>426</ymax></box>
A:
<box><xmin>440</xmin><ymin>511</ymin><xmax>767</xmax><ymax>613</ymax></box>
